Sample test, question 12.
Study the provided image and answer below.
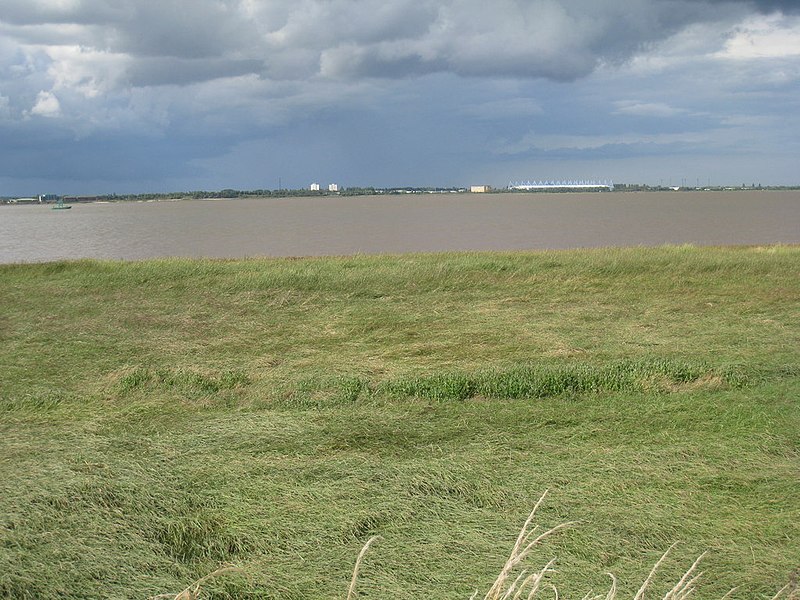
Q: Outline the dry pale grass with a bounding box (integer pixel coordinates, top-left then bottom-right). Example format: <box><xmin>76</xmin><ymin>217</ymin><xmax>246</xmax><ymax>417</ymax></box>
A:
<box><xmin>644</xmin><ymin>373</ymin><xmax>727</xmax><ymax>394</ymax></box>
<box><xmin>147</xmin><ymin>567</ymin><xmax>242</xmax><ymax>600</ymax></box>
<box><xmin>471</xmin><ymin>492</ymin><xmax>799</xmax><ymax>600</ymax></box>
<box><xmin>347</xmin><ymin>535</ymin><xmax>382</xmax><ymax>600</ymax></box>
<box><xmin>150</xmin><ymin>491</ymin><xmax>798</xmax><ymax>599</ymax></box>
<box><xmin>476</xmin><ymin>491</ymin><xmax>574</xmax><ymax>600</ymax></box>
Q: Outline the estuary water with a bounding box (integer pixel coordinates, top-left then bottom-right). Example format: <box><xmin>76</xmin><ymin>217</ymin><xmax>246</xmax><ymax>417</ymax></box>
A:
<box><xmin>1</xmin><ymin>191</ymin><xmax>798</xmax><ymax>262</ymax></box>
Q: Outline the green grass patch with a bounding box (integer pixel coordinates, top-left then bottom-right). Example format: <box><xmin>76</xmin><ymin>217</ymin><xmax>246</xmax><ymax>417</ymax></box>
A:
<box><xmin>1</xmin><ymin>246</ymin><xmax>798</xmax><ymax>598</ymax></box>
<box><xmin>117</xmin><ymin>367</ymin><xmax>250</xmax><ymax>396</ymax></box>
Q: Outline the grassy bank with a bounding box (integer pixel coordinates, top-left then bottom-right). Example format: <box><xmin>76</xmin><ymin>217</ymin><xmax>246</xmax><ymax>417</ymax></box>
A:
<box><xmin>1</xmin><ymin>246</ymin><xmax>798</xmax><ymax>598</ymax></box>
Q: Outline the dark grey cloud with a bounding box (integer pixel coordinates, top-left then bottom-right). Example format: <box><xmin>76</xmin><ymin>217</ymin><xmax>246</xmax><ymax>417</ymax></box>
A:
<box><xmin>1</xmin><ymin>0</ymin><xmax>258</xmax><ymax>59</ymax></box>
<box><xmin>0</xmin><ymin>0</ymin><xmax>126</xmax><ymax>26</ymax></box>
<box><xmin>744</xmin><ymin>0</ymin><xmax>800</xmax><ymax>13</ymax></box>
<box><xmin>1</xmin><ymin>0</ymin><xmax>799</xmax><ymax>194</ymax></box>
<box><xmin>0</xmin><ymin>0</ymin><xmax>791</xmax><ymax>87</ymax></box>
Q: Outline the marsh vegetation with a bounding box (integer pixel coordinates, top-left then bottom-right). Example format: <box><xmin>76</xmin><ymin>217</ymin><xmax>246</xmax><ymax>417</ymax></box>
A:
<box><xmin>1</xmin><ymin>246</ymin><xmax>797</xmax><ymax>598</ymax></box>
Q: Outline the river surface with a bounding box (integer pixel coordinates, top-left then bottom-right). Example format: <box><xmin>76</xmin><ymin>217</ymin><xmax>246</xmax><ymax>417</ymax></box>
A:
<box><xmin>1</xmin><ymin>191</ymin><xmax>798</xmax><ymax>262</ymax></box>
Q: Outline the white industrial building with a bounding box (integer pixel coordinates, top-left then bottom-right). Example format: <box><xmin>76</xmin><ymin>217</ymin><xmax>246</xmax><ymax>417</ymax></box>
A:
<box><xmin>328</xmin><ymin>183</ymin><xmax>339</xmax><ymax>192</ymax></box>
<box><xmin>310</xmin><ymin>183</ymin><xmax>320</xmax><ymax>191</ymax></box>
<box><xmin>509</xmin><ymin>179</ymin><xmax>614</xmax><ymax>191</ymax></box>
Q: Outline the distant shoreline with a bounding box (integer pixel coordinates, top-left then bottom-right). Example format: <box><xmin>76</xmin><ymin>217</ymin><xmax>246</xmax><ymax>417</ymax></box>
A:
<box><xmin>3</xmin><ymin>185</ymin><xmax>800</xmax><ymax>206</ymax></box>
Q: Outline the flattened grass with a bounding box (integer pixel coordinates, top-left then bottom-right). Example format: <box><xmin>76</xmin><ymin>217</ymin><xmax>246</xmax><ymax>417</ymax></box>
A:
<box><xmin>0</xmin><ymin>246</ymin><xmax>798</xmax><ymax>598</ymax></box>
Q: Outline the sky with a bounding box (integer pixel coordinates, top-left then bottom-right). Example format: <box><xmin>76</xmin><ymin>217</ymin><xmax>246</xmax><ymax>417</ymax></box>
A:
<box><xmin>1</xmin><ymin>0</ymin><xmax>799</xmax><ymax>195</ymax></box>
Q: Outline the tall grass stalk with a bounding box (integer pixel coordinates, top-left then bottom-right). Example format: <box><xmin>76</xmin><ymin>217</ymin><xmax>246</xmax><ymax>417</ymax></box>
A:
<box><xmin>148</xmin><ymin>566</ymin><xmax>241</xmax><ymax>600</ymax></box>
<box><xmin>347</xmin><ymin>535</ymin><xmax>381</xmax><ymax>600</ymax></box>
<box><xmin>362</xmin><ymin>506</ymin><xmax>797</xmax><ymax>600</ymax></box>
<box><xmin>156</xmin><ymin>494</ymin><xmax>799</xmax><ymax>599</ymax></box>
<box><xmin>483</xmin><ymin>491</ymin><xmax>574</xmax><ymax>600</ymax></box>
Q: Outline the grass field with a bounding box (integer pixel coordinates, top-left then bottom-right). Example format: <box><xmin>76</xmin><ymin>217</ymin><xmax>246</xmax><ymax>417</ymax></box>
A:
<box><xmin>1</xmin><ymin>246</ymin><xmax>798</xmax><ymax>599</ymax></box>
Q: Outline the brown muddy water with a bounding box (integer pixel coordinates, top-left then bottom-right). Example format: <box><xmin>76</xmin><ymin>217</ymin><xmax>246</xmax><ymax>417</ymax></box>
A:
<box><xmin>1</xmin><ymin>191</ymin><xmax>798</xmax><ymax>262</ymax></box>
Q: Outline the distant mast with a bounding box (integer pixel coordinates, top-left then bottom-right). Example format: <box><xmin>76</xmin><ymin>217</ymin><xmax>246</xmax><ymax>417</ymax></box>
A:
<box><xmin>51</xmin><ymin>196</ymin><xmax>72</xmax><ymax>210</ymax></box>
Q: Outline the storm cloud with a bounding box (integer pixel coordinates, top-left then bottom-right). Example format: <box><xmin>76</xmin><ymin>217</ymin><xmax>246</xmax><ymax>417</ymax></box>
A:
<box><xmin>0</xmin><ymin>0</ymin><xmax>798</xmax><ymax>192</ymax></box>
<box><xmin>1</xmin><ymin>0</ymin><xmax>785</xmax><ymax>85</ymax></box>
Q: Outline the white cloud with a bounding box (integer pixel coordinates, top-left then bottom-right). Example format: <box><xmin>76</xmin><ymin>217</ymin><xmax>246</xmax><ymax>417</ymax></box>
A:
<box><xmin>0</xmin><ymin>0</ymin><xmax>784</xmax><ymax>94</ymax></box>
<box><xmin>614</xmin><ymin>101</ymin><xmax>685</xmax><ymax>117</ymax></box>
<box><xmin>44</xmin><ymin>45</ymin><xmax>129</xmax><ymax>97</ymax></box>
<box><xmin>715</xmin><ymin>14</ymin><xmax>800</xmax><ymax>59</ymax></box>
<box><xmin>614</xmin><ymin>11</ymin><xmax>800</xmax><ymax>81</ymax></box>
<box><xmin>495</xmin><ymin>130</ymin><xmax>711</xmax><ymax>155</ymax></box>
<box><xmin>615</xmin><ymin>21</ymin><xmax>732</xmax><ymax>76</ymax></box>
<box><xmin>28</xmin><ymin>90</ymin><xmax>61</xmax><ymax>117</ymax></box>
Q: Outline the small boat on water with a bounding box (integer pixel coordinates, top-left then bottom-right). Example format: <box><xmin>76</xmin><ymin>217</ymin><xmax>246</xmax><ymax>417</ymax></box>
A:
<box><xmin>52</xmin><ymin>198</ymin><xmax>72</xmax><ymax>210</ymax></box>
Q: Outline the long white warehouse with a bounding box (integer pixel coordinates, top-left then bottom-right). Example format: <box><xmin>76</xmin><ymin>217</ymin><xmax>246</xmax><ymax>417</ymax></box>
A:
<box><xmin>509</xmin><ymin>180</ymin><xmax>614</xmax><ymax>191</ymax></box>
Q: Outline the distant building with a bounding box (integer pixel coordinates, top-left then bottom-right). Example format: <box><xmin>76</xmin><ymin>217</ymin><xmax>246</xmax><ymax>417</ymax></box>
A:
<box><xmin>470</xmin><ymin>185</ymin><xmax>491</xmax><ymax>193</ymax></box>
<box><xmin>509</xmin><ymin>179</ymin><xmax>614</xmax><ymax>191</ymax></box>
<box><xmin>328</xmin><ymin>183</ymin><xmax>339</xmax><ymax>192</ymax></box>
<box><xmin>310</xmin><ymin>183</ymin><xmax>320</xmax><ymax>191</ymax></box>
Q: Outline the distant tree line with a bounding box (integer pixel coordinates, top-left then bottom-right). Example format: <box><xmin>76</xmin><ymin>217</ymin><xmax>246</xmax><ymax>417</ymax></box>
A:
<box><xmin>3</xmin><ymin>183</ymin><xmax>799</xmax><ymax>204</ymax></box>
<box><xmin>56</xmin><ymin>186</ymin><xmax>468</xmax><ymax>202</ymax></box>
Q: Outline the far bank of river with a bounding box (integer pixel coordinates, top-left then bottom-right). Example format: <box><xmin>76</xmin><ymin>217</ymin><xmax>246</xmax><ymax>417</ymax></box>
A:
<box><xmin>1</xmin><ymin>191</ymin><xmax>798</xmax><ymax>262</ymax></box>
